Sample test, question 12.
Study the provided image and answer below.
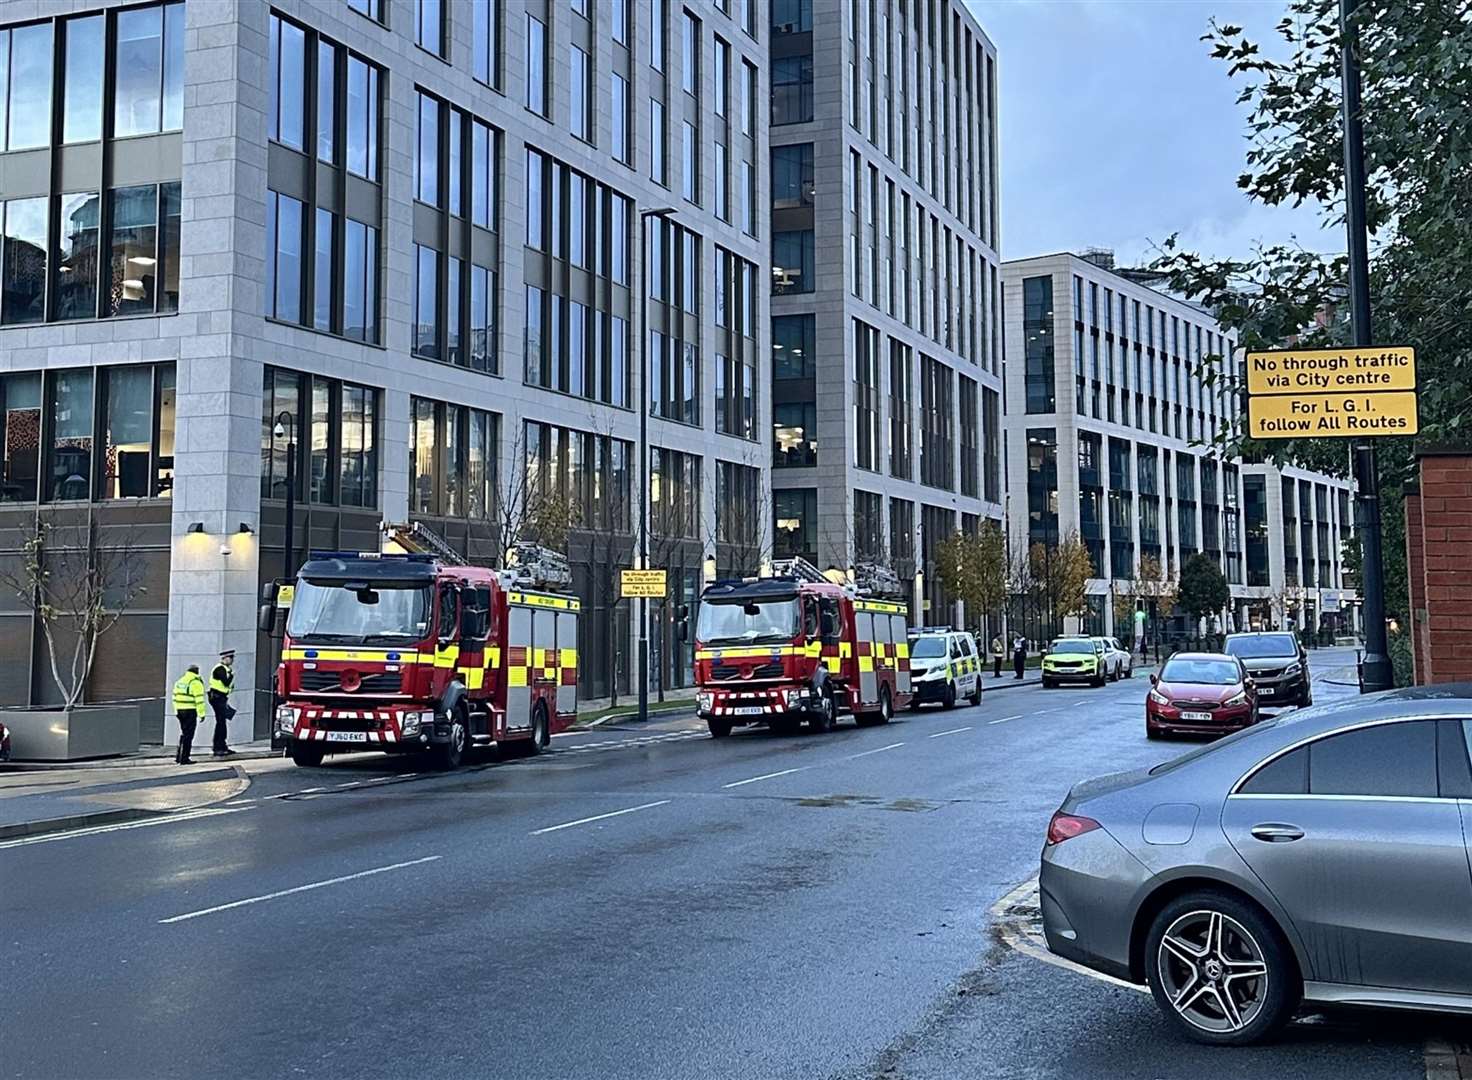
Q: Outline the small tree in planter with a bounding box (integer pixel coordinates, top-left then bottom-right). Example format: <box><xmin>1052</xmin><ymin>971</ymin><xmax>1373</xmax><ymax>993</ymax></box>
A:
<box><xmin>0</xmin><ymin>520</ymin><xmax>148</xmax><ymax>709</ymax></box>
<box><xmin>1178</xmin><ymin>553</ymin><xmax>1230</xmax><ymax>650</ymax></box>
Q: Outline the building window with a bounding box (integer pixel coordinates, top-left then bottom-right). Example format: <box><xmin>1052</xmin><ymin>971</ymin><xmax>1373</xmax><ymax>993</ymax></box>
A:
<box><xmin>114</xmin><ymin>3</ymin><xmax>183</xmax><ymax>139</ymax></box>
<box><xmin>105</xmin><ymin>183</ymin><xmax>180</xmax><ymax>319</ymax></box>
<box><xmin>524</xmin><ymin>285</ymin><xmax>545</xmax><ymax>385</ymax></box>
<box><xmin>714</xmin><ymin>37</ymin><xmax>728</xmax><ymax>117</ymax></box>
<box><xmin>414</xmin><ymin>245</ymin><xmax>439</xmax><ymax>359</ymax></box>
<box><xmin>959</xmin><ymin>376</ymin><xmax>979</xmax><ymax>498</ymax></box>
<box><xmin>1</xmin><ymin>198</ymin><xmax>46</xmax><ymax>325</ymax></box>
<box><xmin>0</xmin><ymin>23</ymin><xmax>49</xmax><ymax>151</ymax></box>
<box><xmin>773</xmin><ymin>402</ymin><xmax>816</xmax><ymax>468</ymax></box>
<box><xmin>98</xmin><ymin>364</ymin><xmax>174</xmax><ymax>499</ymax></box>
<box><xmin>264</xmin><ymin>191</ymin><xmax>304</xmax><ymax>323</ymax></box>
<box><xmin>741</xmin><ymin>60</ymin><xmax>755</xmax><ymax>136</ymax></box>
<box><xmin>55</xmin><ymin>192</ymin><xmax>101</xmax><ymax>321</ymax></box>
<box><xmin>472</xmin><ymin>0</ymin><xmax>499</xmax><ymax>87</ymax></box>
<box><xmin>854</xmin><ymin>489</ymin><xmax>882</xmax><ymax>560</ymax></box>
<box><xmin>261</xmin><ymin>367</ymin><xmax>375</xmax><ymax>508</ymax></box>
<box><xmin>411</xmin><ymin>401</ymin><xmax>499</xmax><ymax>520</ymax></box>
<box><xmin>652</xmin><ymin>447</ymin><xmax>702</xmax><ymax>540</ymax></box>
<box><xmin>982</xmin><ymin>387</ymin><xmax>1000</xmax><ymax>502</ymax></box>
<box><xmin>49</xmin><ymin>369</ymin><xmax>93</xmax><ymax>502</ymax></box>
<box><xmin>682</xmin><ymin>122</ymin><xmax>699</xmax><ymax>203</ymax></box>
<box><xmin>342</xmin><ymin>218</ymin><xmax>378</xmax><ymax>344</ymax></box>
<box><xmin>651</xmin><ymin>99</ymin><xmax>667</xmax><ymax>185</ymax></box>
<box><xmin>919</xmin><ymin>356</ymin><xmax>955</xmax><ymax>490</ymax></box>
<box><xmin>526</xmin><ymin>15</ymin><xmax>547</xmax><ymax>115</ymax></box>
<box><xmin>612</xmin><ymin>73</ymin><xmax>630</xmax><ymax>163</ymax></box>
<box><xmin>853</xmin><ymin>320</ymin><xmax>881</xmax><ymax>472</ymax></box>
<box><xmin>571</xmin><ymin>45</ymin><xmax>591</xmax><ymax>141</ymax></box>
<box><xmin>771</xmin><ymin>143</ymin><xmax>814</xmax><ymax>208</ymax></box>
<box><xmin>890</xmin><ymin>497</ymin><xmax>915</xmax><ymax>572</ymax></box>
<box><xmin>267</xmin><ymin>13</ymin><xmax>306</xmax><ymax>150</ymax></box>
<box><xmin>774</xmin><ymin>489</ymin><xmax>817</xmax><ymax>561</ymax></box>
<box><xmin>716</xmin><ymin>460</ymin><xmax>761</xmax><ymax>549</ymax></box>
<box><xmin>416</xmin><ymin>0</ymin><xmax>445</xmax><ymax>56</ymax></box>
<box><xmin>346</xmin><ymin>54</ymin><xmax>380</xmax><ymax>180</ymax></box>
<box><xmin>652</xmin><ymin>0</ymin><xmax>667</xmax><ymax>70</ymax></box>
<box><xmin>347</xmin><ymin>0</ymin><xmax>383</xmax><ymax>21</ymax></box>
<box><xmin>1023</xmin><ymin>275</ymin><xmax>1056</xmax><ymax>414</ymax></box>
<box><xmin>714</xmin><ymin>143</ymin><xmax>729</xmax><ymax>221</ymax></box>
<box><xmin>469</xmin><ymin>264</ymin><xmax>497</xmax><ymax>374</ymax></box>
<box><xmin>772</xmin><ymin>56</ymin><xmax>813</xmax><ymax>125</ymax></box>
<box><xmin>772</xmin><ymin>230</ymin><xmax>813</xmax><ymax>294</ymax></box>
<box><xmin>417</xmin><ymin>91</ymin><xmax>440</xmax><ymax>205</ymax></box>
<box><xmin>62</xmin><ymin>15</ymin><xmax>104</xmax><ymax>145</ymax></box>
<box><xmin>0</xmin><ymin>372</ymin><xmax>42</xmax><ymax>503</ymax></box>
<box><xmin>682</xmin><ymin>11</ymin><xmax>701</xmax><ymax>95</ymax></box>
<box><xmin>889</xmin><ymin>339</ymin><xmax>912</xmax><ymax>479</ymax></box>
<box><xmin>312</xmin><ymin>209</ymin><xmax>334</xmax><ymax>331</ymax></box>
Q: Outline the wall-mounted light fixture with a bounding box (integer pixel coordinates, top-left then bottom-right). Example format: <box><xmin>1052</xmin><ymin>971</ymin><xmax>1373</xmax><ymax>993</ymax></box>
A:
<box><xmin>237</xmin><ymin>523</ymin><xmax>253</xmax><ymax>535</ymax></box>
<box><xmin>186</xmin><ymin>522</ymin><xmax>205</xmax><ymax>534</ymax></box>
<box><xmin>703</xmin><ymin>553</ymin><xmax>717</xmax><ymax>584</ymax></box>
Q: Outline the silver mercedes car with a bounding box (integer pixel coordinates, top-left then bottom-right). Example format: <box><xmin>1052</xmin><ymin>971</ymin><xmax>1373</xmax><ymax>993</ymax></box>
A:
<box><xmin>1039</xmin><ymin>686</ymin><xmax>1472</xmax><ymax>1045</ymax></box>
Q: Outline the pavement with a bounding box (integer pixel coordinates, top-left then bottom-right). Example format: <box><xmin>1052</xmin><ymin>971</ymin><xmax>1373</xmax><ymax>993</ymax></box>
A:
<box><xmin>4</xmin><ymin>646</ymin><xmax>1452</xmax><ymax>1080</ymax></box>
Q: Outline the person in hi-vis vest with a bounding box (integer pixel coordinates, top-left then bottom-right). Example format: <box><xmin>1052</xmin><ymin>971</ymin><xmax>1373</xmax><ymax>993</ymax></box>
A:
<box><xmin>207</xmin><ymin>649</ymin><xmax>236</xmax><ymax>757</ymax></box>
<box><xmin>171</xmin><ymin>664</ymin><xmax>207</xmax><ymax>765</ymax></box>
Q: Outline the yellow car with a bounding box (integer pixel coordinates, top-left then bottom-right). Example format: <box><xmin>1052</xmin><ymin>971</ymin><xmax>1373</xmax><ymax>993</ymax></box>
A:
<box><xmin>1041</xmin><ymin>637</ymin><xmax>1107</xmax><ymax>688</ymax></box>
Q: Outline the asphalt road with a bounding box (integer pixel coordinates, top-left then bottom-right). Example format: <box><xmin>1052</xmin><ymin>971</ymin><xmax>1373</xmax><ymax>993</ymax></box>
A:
<box><xmin>0</xmin><ymin>648</ymin><xmax>1452</xmax><ymax>1079</ymax></box>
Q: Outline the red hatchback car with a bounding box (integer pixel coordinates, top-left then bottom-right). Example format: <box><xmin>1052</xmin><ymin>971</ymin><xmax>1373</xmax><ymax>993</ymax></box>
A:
<box><xmin>1145</xmin><ymin>652</ymin><xmax>1259</xmax><ymax>739</ymax></box>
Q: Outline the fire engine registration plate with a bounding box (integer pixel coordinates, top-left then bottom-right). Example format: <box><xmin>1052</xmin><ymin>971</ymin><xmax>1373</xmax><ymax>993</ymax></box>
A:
<box><xmin>729</xmin><ymin>706</ymin><xmax>766</xmax><ymax>716</ymax></box>
<box><xmin>325</xmin><ymin>731</ymin><xmax>368</xmax><ymax>743</ymax></box>
<box><xmin>1258</xmin><ymin>686</ymin><xmax>1275</xmax><ymax>696</ymax></box>
<box><xmin>1181</xmin><ymin>711</ymin><xmax>1214</xmax><ymax>722</ymax></box>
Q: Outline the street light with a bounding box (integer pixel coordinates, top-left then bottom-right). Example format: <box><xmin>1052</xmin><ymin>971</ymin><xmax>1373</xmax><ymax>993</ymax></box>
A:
<box><xmin>635</xmin><ymin>206</ymin><xmax>677</xmax><ymax>722</ymax></box>
<box><xmin>273</xmin><ymin>411</ymin><xmax>296</xmax><ymax>583</ymax></box>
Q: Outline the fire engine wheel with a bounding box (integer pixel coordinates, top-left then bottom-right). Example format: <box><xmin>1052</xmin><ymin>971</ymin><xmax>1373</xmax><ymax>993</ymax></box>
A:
<box><xmin>808</xmin><ymin>687</ymin><xmax>838</xmax><ymax>734</ymax></box>
<box><xmin>856</xmin><ymin>686</ymin><xmax>892</xmax><ymax>727</ymax></box>
<box><xmin>707</xmin><ymin>717</ymin><xmax>733</xmax><ymax>738</ymax></box>
<box><xmin>527</xmin><ymin>704</ymin><xmax>549</xmax><ymax>755</ymax></box>
<box><xmin>433</xmin><ymin>709</ymin><xmax>467</xmax><ymax>771</ymax></box>
<box><xmin>290</xmin><ymin>742</ymin><xmax>325</xmax><ymax>768</ymax></box>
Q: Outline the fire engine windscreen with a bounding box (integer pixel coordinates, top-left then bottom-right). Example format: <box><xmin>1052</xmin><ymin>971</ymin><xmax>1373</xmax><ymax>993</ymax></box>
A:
<box><xmin>285</xmin><ymin>580</ymin><xmax>433</xmax><ymax>643</ymax></box>
<box><xmin>695</xmin><ymin>598</ymin><xmax>799</xmax><ymax>645</ymax></box>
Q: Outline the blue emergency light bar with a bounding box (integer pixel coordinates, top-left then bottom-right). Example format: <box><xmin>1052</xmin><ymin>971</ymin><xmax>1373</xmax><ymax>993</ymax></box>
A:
<box><xmin>307</xmin><ymin>550</ymin><xmax>435</xmax><ymax>563</ymax></box>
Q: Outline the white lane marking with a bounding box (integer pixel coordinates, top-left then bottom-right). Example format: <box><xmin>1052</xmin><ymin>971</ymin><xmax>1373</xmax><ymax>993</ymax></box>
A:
<box><xmin>159</xmin><ymin>855</ymin><xmax>443</xmax><ymax>924</ymax></box>
<box><xmin>928</xmin><ymin>726</ymin><xmax>972</xmax><ymax>739</ymax></box>
<box><xmin>988</xmin><ymin>714</ymin><xmax>1022</xmax><ymax>725</ymax></box>
<box><xmin>722</xmin><ymin>767</ymin><xmax>807</xmax><ymax>789</ymax></box>
<box><xmin>297</xmin><ymin>787</ymin><xmax>326</xmax><ymax>794</ymax></box>
<box><xmin>336</xmin><ymin>781</ymin><xmax>363</xmax><ymax>788</ymax></box>
<box><xmin>530</xmin><ymin>800</ymin><xmax>672</xmax><ymax>835</ymax></box>
<box><xmin>0</xmin><ymin>807</ymin><xmax>249</xmax><ymax>851</ymax></box>
<box><xmin>846</xmin><ymin>742</ymin><xmax>904</xmax><ymax>759</ymax></box>
<box><xmin>224</xmin><ymin>798</ymin><xmax>257</xmax><ymax>806</ymax></box>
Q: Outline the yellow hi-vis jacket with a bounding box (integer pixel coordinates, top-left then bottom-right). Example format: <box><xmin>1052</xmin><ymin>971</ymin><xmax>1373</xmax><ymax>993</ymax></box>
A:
<box><xmin>172</xmin><ymin>671</ymin><xmax>207</xmax><ymax>714</ymax></box>
<box><xmin>209</xmin><ymin>662</ymin><xmax>234</xmax><ymax>698</ymax></box>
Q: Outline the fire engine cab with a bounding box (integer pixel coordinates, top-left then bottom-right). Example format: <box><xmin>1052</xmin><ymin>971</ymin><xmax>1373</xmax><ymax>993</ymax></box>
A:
<box><xmin>266</xmin><ymin>544</ymin><xmax>579</xmax><ymax>769</ymax></box>
<box><xmin>693</xmin><ymin>557</ymin><xmax>913</xmax><ymax>737</ymax></box>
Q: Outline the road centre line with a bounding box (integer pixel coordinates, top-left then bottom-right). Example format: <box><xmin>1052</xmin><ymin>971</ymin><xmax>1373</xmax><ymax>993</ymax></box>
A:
<box><xmin>158</xmin><ymin>855</ymin><xmax>443</xmax><ymax>924</ymax></box>
<box><xmin>988</xmin><ymin>714</ymin><xmax>1022</xmax><ymax>725</ymax></box>
<box><xmin>723</xmin><ymin>767</ymin><xmax>807</xmax><ymax>789</ymax></box>
<box><xmin>928</xmin><ymin>726</ymin><xmax>972</xmax><ymax>739</ymax></box>
<box><xmin>845</xmin><ymin>742</ymin><xmax>904</xmax><ymax>759</ymax></box>
<box><xmin>530</xmin><ymin>800</ymin><xmax>672</xmax><ymax>835</ymax></box>
<box><xmin>0</xmin><ymin>807</ymin><xmax>249</xmax><ymax>851</ymax></box>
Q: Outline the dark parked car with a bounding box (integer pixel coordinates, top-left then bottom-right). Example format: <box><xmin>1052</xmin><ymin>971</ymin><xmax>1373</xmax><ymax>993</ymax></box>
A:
<box><xmin>1223</xmin><ymin>632</ymin><xmax>1311</xmax><ymax>707</ymax></box>
<box><xmin>1146</xmin><ymin>653</ymin><xmax>1258</xmax><ymax>739</ymax></box>
<box><xmin>0</xmin><ymin>718</ymin><xmax>9</xmax><ymax>761</ymax></box>
<box><xmin>1041</xmin><ymin>686</ymin><xmax>1472</xmax><ymax>1045</ymax></box>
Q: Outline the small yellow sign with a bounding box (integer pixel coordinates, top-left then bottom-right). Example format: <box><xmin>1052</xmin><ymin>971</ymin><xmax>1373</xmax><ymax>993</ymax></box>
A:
<box><xmin>620</xmin><ymin>569</ymin><xmax>668</xmax><ymax>598</ymax></box>
<box><xmin>1250</xmin><ymin>391</ymin><xmax>1418</xmax><ymax>439</ymax></box>
<box><xmin>1245</xmin><ymin>346</ymin><xmax>1416</xmax><ymax>396</ymax></box>
<box><xmin>276</xmin><ymin>584</ymin><xmax>295</xmax><ymax>609</ymax></box>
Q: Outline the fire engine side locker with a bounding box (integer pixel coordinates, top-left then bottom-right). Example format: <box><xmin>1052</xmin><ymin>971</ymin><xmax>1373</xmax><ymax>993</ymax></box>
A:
<box><xmin>504</xmin><ymin>590</ymin><xmax>580</xmax><ymax>738</ymax></box>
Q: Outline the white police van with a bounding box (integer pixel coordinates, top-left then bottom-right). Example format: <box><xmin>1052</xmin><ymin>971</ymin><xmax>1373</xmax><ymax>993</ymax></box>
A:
<box><xmin>906</xmin><ymin>627</ymin><xmax>983</xmax><ymax>709</ymax></box>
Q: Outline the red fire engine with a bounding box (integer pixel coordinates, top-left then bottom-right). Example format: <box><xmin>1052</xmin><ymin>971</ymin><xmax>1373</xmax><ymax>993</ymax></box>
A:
<box><xmin>264</xmin><ymin>546</ymin><xmax>579</xmax><ymax>769</ymax></box>
<box><xmin>693</xmin><ymin>558</ymin><xmax>913</xmax><ymax>737</ymax></box>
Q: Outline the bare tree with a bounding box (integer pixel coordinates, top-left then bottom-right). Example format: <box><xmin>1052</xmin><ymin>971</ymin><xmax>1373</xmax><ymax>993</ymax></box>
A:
<box><xmin>494</xmin><ymin>422</ymin><xmax>580</xmax><ymax>566</ymax></box>
<box><xmin>0</xmin><ymin>520</ymin><xmax>149</xmax><ymax>709</ymax></box>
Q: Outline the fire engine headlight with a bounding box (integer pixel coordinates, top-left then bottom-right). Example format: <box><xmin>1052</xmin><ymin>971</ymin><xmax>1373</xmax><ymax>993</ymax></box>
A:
<box><xmin>697</xmin><ymin>692</ymin><xmax>714</xmax><ymax>712</ymax></box>
<box><xmin>400</xmin><ymin>711</ymin><xmax>428</xmax><ymax>736</ymax></box>
<box><xmin>784</xmin><ymin>689</ymin><xmax>805</xmax><ymax>708</ymax></box>
<box><xmin>275</xmin><ymin>706</ymin><xmax>298</xmax><ymax>733</ymax></box>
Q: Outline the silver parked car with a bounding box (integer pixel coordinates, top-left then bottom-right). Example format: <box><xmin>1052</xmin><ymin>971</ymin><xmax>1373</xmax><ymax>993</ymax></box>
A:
<box><xmin>1039</xmin><ymin>686</ymin><xmax>1472</xmax><ymax>1045</ymax></box>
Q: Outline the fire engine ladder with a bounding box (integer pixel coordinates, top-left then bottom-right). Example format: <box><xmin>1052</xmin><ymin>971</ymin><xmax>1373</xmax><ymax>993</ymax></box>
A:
<box><xmin>380</xmin><ymin>520</ymin><xmax>461</xmax><ymax>563</ymax></box>
<box><xmin>768</xmin><ymin>556</ymin><xmax>830</xmax><ymax>585</ymax></box>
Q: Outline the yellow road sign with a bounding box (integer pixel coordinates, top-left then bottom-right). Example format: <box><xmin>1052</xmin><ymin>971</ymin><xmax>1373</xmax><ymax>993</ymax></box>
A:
<box><xmin>620</xmin><ymin>569</ymin><xmax>667</xmax><ymax>598</ymax></box>
<box><xmin>1245</xmin><ymin>346</ymin><xmax>1415</xmax><ymax>396</ymax></box>
<box><xmin>1250</xmin><ymin>391</ymin><xmax>1418</xmax><ymax>439</ymax></box>
<box><xmin>276</xmin><ymin>584</ymin><xmax>295</xmax><ymax>608</ymax></box>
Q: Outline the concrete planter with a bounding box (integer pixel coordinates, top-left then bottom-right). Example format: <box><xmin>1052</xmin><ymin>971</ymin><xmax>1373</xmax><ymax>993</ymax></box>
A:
<box><xmin>0</xmin><ymin>704</ymin><xmax>140</xmax><ymax>761</ymax></box>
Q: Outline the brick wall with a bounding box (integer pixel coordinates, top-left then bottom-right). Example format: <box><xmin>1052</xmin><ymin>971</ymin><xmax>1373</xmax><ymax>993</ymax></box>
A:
<box><xmin>1404</xmin><ymin>484</ymin><xmax>1428</xmax><ymax>682</ymax></box>
<box><xmin>1411</xmin><ymin>448</ymin><xmax>1472</xmax><ymax>684</ymax></box>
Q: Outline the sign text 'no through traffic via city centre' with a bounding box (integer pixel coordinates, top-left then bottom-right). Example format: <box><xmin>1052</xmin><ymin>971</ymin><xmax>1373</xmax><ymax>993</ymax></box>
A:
<box><xmin>1246</xmin><ymin>345</ymin><xmax>1418</xmax><ymax>439</ymax></box>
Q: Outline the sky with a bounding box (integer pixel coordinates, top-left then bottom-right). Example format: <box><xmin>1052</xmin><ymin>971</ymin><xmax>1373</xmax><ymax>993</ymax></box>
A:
<box><xmin>965</xmin><ymin>0</ymin><xmax>1342</xmax><ymax>267</ymax></box>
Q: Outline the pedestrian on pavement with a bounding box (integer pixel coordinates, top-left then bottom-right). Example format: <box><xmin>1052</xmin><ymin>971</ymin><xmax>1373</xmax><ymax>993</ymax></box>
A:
<box><xmin>990</xmin><ymin>634</ymin><xmax>1005</xmax><ymax>678</ymax></box>
<box><xmin>171</xmin><ymin>664</ymin><xmax>207</xmax><ymax>765</ymax></box>
<box><xmin>208</xmin><ymin>648</ymin><xmax>237</xmax><ymax>758</ymax></box>
<box><xmin>1012</xmin><ymin>635</ymin><xmax>1027</xmax><ymax>679</ymax></box>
